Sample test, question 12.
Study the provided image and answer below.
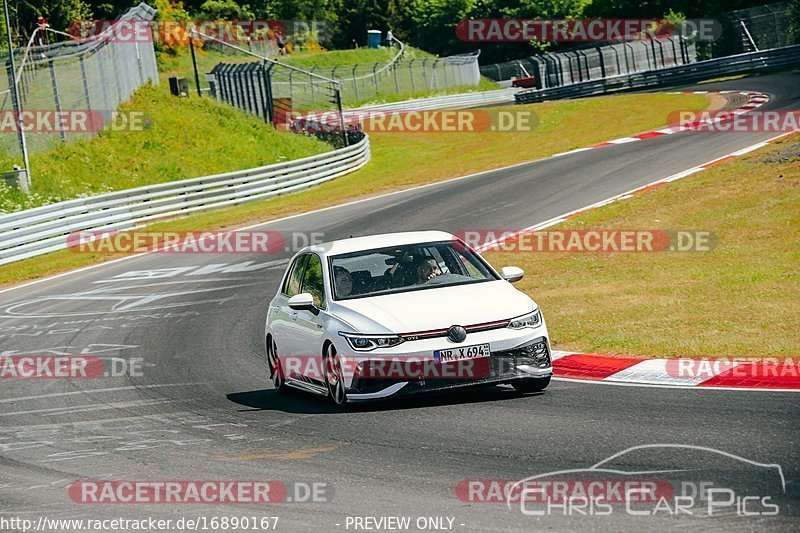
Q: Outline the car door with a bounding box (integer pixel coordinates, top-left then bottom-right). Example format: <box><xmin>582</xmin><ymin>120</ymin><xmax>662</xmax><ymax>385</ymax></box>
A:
<box><xmin>295</xmin><ymin>253</ymin><xmax>329</xmax><ymax>385</ymax></box>
<box><xmin>270</xmin><ymin>254</ymin><xmax>309</xmax><ymax>377</ymax></box>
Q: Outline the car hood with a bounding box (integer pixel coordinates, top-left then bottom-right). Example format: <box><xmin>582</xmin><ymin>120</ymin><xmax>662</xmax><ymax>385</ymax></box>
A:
<box><xmin>330</xmin><ymin>280</ymin><xmax>535</xmax><ymax>334</ymax></box>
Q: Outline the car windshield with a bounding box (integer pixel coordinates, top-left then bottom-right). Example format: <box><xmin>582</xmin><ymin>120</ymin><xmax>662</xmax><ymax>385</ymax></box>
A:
<box><xmin>329</xmin><ymin>240</ymin><xmax>497</xmax><ymax>300</ymax></box>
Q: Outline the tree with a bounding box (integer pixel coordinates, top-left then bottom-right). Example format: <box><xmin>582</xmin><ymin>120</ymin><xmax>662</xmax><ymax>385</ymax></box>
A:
<box><xmin>407</xmin><ymin>0</ymin><xmax>474</xmax><ymax>56</ymax></box>
<box><xmin>790</xmin><ymin>0</ymin><xmax>800</xmax><ymax>44</ymax></box>
<box><xmin>198</xmin><ymin>0</ymin><xmax>254</xmax><ymax>19</ymax></box>
<box><xmin>15</xmin><ymin>0</ymin><xmax>93</xmax><ymax>40</ymax></box>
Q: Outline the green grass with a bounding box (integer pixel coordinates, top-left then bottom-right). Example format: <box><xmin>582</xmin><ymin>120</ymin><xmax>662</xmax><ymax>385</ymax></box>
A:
<box><xmin>0</xmin><ymin>92</ymin><xmax>708</xmax><ymax>285</ymax></box>
<box><xmin>0</xmin><ymin>83</ymin><xmax>329</xmax><ymax>212</ymax></box>
<box><xmin>283</xmin><ymin>46</ymin><xmax>430</xmax><ymax>68</ymax></box>
<box><xmin>482</xmin><ymin>136</ymin><xmax>800</xmax><ymax>358</ymax></box>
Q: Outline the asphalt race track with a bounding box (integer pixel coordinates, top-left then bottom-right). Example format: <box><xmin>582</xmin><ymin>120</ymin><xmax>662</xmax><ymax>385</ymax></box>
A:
<box><xmin>1</xmin><ymin>73</ymin><xmax>798</xmax><ymax>531</ymax></box>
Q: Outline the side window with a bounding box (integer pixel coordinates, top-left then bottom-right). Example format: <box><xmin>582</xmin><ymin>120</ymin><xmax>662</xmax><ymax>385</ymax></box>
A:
<box><xmin>301</xmin><ymin>254</ymin><xmax>326</xmax><ymax>309</ymax></box>
<box><xmin>283</xmin><ymin>255</ymin><xmax>308</xmax><ymax>297</ymax></box>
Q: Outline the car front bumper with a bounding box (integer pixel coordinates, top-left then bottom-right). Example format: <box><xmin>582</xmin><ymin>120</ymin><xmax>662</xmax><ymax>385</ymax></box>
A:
<box><xmin>340</xmin><ymin>328</ymin><xmax>553</xmax><ymax>401</ymax></box>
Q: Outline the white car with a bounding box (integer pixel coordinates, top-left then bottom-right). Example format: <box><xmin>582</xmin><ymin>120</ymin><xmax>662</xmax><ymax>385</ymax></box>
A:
<box><xmin>264</xmin><ymin>231</ymin><xmax>552</xmax><ymax>404</ymax></box>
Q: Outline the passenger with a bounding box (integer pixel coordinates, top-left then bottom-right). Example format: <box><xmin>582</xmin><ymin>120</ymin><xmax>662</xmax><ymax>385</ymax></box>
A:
<box><xmin>333</xmin><ymin>266</ymin><xmax>354</xmax><ymax>297</ymax></box>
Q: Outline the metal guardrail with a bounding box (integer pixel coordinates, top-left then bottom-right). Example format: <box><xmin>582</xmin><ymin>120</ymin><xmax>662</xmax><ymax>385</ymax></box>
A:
<box><xmin>0</xmin><ymin>135</ymin><xmax>369</xmax><ymax>265</ymax></box>
<box><xmin>515</xmin><ymin>45</ymin><xmax>800</xmax><ymax>103</ymax></box>
<box><xmin>353</xmin><ymin>87</ymin><xmax>519</xmax><ymax>111</ymax></box>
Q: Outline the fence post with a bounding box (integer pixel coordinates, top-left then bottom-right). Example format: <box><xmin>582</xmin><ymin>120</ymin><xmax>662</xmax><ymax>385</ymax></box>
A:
<box><xmin>623</xmin><ymin>42</ymin><xmax>634</xmax><ymax>72</ymax></box>
<box><xmin>610</xmin><ymin>44</ymin><xmax>621</xmax><ymax>74</ymax></box>
<box><xmin>97</xmin><ymin>48</ymin><xmax>111</xmax><ymax>111</ymax></box>
<box><xmin>79</xmin><ymin>53</ymin><xmax>96</xmax><ymax>134</ymax></box>
<box><xmin>393</xmin><ymin>63</ymin><xmax>400</xmax><ymax>92</ymax></box>
<box><xmin>408</xmin><ymin>59</ymin><xmax>415</xmax><ymax>92</ymax></box>
<box><xmin>678</xmin><ymin>35</ymin><xmax>688</xmax><ymax>64</ymax></box>
<box><xmin>110</xmin><ymin>45</ymin><xmax>123</xmax><ymax>103</ymax></box>
<box><xmin>245</xmin><ymin>63</ymin><xmax>259</xmax><ymax>115</ymax></box>
<box><xmin>190</xmin><ymin>35</ymin><xmax>202</xmax><ymax>96</ymax></box>
<box><xmin>262</xmin><ymin>62</ymin><xmax>275</xmax><ymax>125</ymax></box>
<box><xmin>352</xmin><ymin>64</ymin><xmax>359</xmax><ymax>99</ymax></box>
<box><xmin>566</xmin><ymin>55</ymin><xmax>575</xmax><ymax>84</ymax></box>
<box><xmin>596</xmin><ymin>47</ymin><xmax>606</xmax><ymax>78</ymax></box>
<box><xmin>134</xmin><ymin>40</ymin><xmax>144</xmax><ymax>85</ymax></box>
<box><xmin>334</xmin><ymin>82</ymin><xmax>348</xmax><ymax>147</ymax></box>
<box><xmin>5</xmin><ymin>58</ymin><xmax>30</xmax><ymax>194</ymax></box>
<box><xmin>49</xmin><ymin>61</ymin><xmax>67</xmax><ymax>143</ymax></box>
<box><xmin>372</xmin><ymin>63</ymin><xmax>379</xmax><ymax>93</ymax></box>
<box><xmin>309</xmin><ymin>67</ymin><xmax>316</xmax><ymax>100</ymax></box>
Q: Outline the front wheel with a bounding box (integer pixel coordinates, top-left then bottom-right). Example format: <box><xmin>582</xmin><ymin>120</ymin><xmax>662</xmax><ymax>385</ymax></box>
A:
<box><xmin>512</xmin><ymin>376</ymin><xmax>550</xmax><ymax>394</ymax></box>
<box><xmin>324</xmin><ymin>344</ymin><xmax>347</xmax><ymax>406</ymax></box>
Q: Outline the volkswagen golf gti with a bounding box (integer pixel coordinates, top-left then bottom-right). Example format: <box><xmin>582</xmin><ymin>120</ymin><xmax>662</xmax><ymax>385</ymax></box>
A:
<box><xmin>265</xmin><ymin>231</ymin><xmax>552</xmax><ymax>404</ymax></box>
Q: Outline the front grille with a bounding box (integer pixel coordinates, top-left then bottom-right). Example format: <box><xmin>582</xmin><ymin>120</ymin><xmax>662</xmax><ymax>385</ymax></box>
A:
<box><xmin>495</xmin><ymin>338</ymin><xmax>551</xmax><ymax>369</ymax></box>
<box><xmin>349</xmin><ymin>337</ymin><xmax>551</xmax><ymax>395</ymax></box>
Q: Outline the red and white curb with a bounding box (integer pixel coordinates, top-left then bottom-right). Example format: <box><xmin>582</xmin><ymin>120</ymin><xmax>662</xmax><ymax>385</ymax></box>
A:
<box><xmin>551</xmin><ymin>351</ymin><xmax>800</xmax><ymax>392</ymax></box>
<box><xmin>549</xmin><ymin>91</ymin><xmax>770</xmax><ymax>157</ymax></box>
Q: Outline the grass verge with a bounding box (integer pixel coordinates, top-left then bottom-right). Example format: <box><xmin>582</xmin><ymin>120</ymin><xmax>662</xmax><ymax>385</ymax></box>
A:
<box><xmin>0</xmin><ymin>92</ymin><xmax>708</xmax><ymax>286</ymax></box>
<box><xmin>0</xmin><ymin>84</ymin><xmax>329</xmax><ymax>212</ymax></box>
<box><xmin>482</xmin><ymin>136</ymin><xmax>800</xmax><ymax>358</ymax></box>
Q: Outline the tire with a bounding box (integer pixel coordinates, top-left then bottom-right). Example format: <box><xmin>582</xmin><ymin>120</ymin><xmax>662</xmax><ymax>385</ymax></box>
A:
<box><xmin>323</xmin><ymin>343</ymin><xmax>348</xmax><ymax>406</ymax></box>
<box><xmin>266</xmin><ymin>336</ymin><xmax>288</xmax><ymax>393</ymax></box>
<box><xmin>512</xmin><ymin>376</ymin><xmax>551</xmax><ymax>394</ymax></box>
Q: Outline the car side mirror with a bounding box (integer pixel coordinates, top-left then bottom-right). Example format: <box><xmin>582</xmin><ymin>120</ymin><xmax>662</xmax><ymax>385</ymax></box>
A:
<box><xmin>288</xmin><ymin>293</ymin><xmax>319</xmax><ymax>314</ymax></box>
<box><xmin>500</xmin><ymin>266</ymin><xmax>525</xmax><ymax>283</ymax></box>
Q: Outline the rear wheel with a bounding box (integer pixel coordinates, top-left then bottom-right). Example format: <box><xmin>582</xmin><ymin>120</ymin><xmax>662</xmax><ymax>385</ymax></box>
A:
<box><xmin>266</xmin><ymin>336</ymin><xmax>287</xmax><ymax>393</ymax></box>
<box><xmin>512</xmin><ymin>376</ymin><xmax>550</xmax><ymax>394</ymax></box>
<box><xmin>324</xmin><ymin>344</ymin><xmax>347</xmax><ymax>406</ymax></box>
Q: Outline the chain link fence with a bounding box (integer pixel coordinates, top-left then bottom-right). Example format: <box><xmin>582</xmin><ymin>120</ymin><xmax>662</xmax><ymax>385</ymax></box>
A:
<box><xmin>199</xmin><ymin>34</ymin><xmax>482</xmax><ymax>109</ymax></box>
<box><xmin>298</xmin><ymin>50</ymin><xmax>482</xmax><ymax>107</ymax></box>
<box><xmin>0</xmin><ymin>3</ymin><xmax>158</xmax><ymax>186</ymax></box>
<box><xmin>196</xmin><ymin>32</ymin><xmax>354</xmax><ymax>147</ymax></box>
<box><xmin>710</xmin><ymin>1</ymin><xmax>792</xmax><ymax>57</ymax></box>
<box><xmin>481</xmin><ymin>36</ymin><xmax>695</xmax><ymax>89</ymax></box>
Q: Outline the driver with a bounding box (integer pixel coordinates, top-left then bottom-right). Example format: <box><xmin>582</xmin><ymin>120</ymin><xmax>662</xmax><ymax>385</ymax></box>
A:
<box><xmin>333</xmin><ymin>266</ymin><xmax>353</xmax><ymax>297</ymax></box>
<box><xmin>415</xmin><ymin>257</ymin><xmax>440</xmax><ymax>284</ymax></box>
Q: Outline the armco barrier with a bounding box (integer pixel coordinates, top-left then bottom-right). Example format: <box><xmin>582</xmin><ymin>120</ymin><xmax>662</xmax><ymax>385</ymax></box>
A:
<box><xmin>515</xmin><ymin>45</ymin><xmax>800</xmax><ymax>103</ymax></box>
<box><xmin>353</xmin><ymin>87</ymin><xmax>519</xmax><ymax>112</ymax></box>
<box><xmin>0</xmin><ymin>135</ymin><xmax>369</xmax><ymax>265</ymax></box>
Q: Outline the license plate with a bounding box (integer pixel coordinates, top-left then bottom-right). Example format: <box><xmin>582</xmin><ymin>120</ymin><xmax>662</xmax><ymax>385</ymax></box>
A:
<box><xmin>434</xmin><ymin>343</ymin><xmax>491</xmax><ymax>363</ymax></box>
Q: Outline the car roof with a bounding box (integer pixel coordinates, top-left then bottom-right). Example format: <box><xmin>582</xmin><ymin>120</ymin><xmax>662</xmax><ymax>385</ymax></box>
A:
<box><xmin>304</xmin><ymin>231</ymin><xmax>456</xmax><ymax>257</ymax></box>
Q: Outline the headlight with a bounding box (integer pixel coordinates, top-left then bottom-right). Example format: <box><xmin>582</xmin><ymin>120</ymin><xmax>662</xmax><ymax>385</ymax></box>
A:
<box><xmin>508</xmin><ymin>309</ymin><xmax>542</xmax><ymax>329</ymax></box>
<box><xmin>339</xmin><ymin>332</ymin><xmax>405</xmax><ymax>351</ymax></box>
